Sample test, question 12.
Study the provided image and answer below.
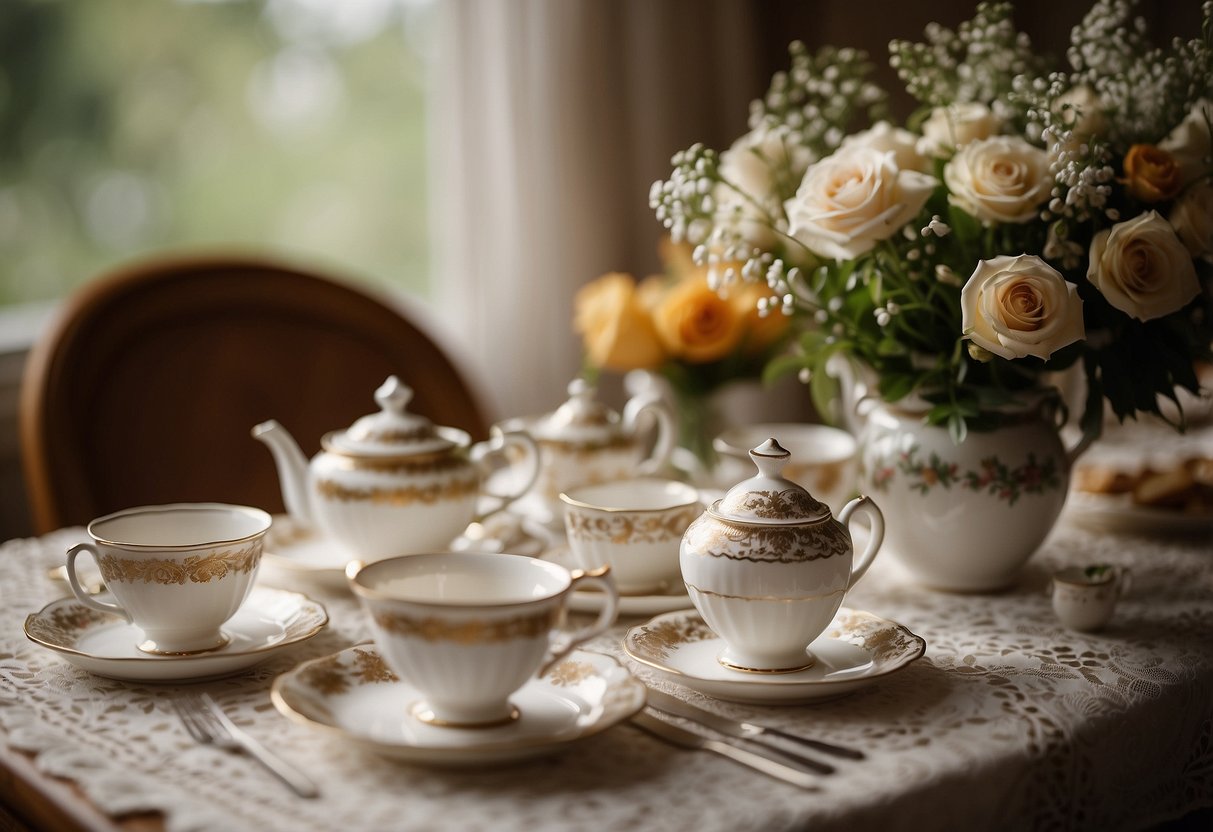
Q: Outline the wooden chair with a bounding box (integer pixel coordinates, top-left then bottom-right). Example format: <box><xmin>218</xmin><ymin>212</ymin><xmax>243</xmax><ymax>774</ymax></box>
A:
<box><xmin>19</xmin><ymin>254</ymin><xmax>489</xmax><ymax>534</ymax></box>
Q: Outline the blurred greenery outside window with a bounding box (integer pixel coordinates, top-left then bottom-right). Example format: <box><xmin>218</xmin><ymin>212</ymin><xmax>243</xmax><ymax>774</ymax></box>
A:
<box><xmin>0</xmin><ymin>0</ymin><xmax>432</xmax><ymax>309</ymax></box>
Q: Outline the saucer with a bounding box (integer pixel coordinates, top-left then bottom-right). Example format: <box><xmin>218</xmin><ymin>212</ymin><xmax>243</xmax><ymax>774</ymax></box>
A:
<box><xmin>1064</xmin><ymin>491</ymin><xmax>1213</xmax><ymax>536</ymax></box>
<box><xmin>540</xmin><ymin>544</ymin><xmax>693</xmax><ymax>617</ymax></box>
<box><xmin>260</xmin><ymin>516</ymin><xmax>350</xmax><ymax>591</ymax></box>
<box><xmin>271</xmin><ymin>645</ymin><xmax>645</xmax><ymax>766</ymax></box>
<box><xmin>24</xmin><ymin>586</ymin><xmax>329</xmax><ymax>683</ymax></box>
<box><xmin>623</xmin><ymin>608</ymin><xmax>925</xmax><ymax>705</ymax></box>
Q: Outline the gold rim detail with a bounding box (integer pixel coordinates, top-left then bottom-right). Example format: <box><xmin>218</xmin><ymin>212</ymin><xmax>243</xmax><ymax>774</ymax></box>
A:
<box><xmin>718</xmin><ymin>655</ymin><xmax>816</xmax><ymax>674</ymax></box>
<box><xmin>410</xmin><ymin>702</ymin><xmax>522</xmax><ymax>728</ymax></box>
<box><xmin>96</xmin><ymin>542</ymin><xmax>262</xmax><ymax>585</ymax></box>
<box><xmin>564</xmin><ymin>506</ymin><xmax>699</xmax><ymax>544</ymax></box>
<box><xmin>683</xmin><ymin>514</ymin><xmax>850</xmax><ymax>564</ymax></box>
<box><xmin>316</xmin><ymin>476</ymin><xmax>478</xmax><ymax>505</ymax></box>
<box><xmin>373</xmin><ymin>609</ymin><xmax>557</xmax><ymax>643</ymax></box>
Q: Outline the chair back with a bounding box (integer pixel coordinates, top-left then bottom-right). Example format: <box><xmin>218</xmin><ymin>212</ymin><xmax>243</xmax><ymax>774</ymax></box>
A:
<box><xmin>20</xmin><ymin>254</ymin><xmax>488</xmax><ymax>534</ymax></box>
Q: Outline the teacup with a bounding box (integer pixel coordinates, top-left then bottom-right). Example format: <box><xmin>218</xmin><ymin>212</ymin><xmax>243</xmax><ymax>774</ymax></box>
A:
<box><xmin>347</xmin><ymin>552</ymin><xmax>619</xmax><ymax>728</ymax></box>
<box><xmin>560</xmin><ymin>478</ymin><xmax>701</xmax><ymax>595</ymax></box>
<box><xmin>1050</xmin><ymin>565</ymin><xmax>1131</xmax><ymax>632</ymax></box>
<box><xmin>64</xmin><ymin>503</ymin><xmax>271</xmax><ymax>654</ymax></box>
<box><xmin>713</xmin><ymin>423</ymin><xmax>857</xmax><ymax>514</ymax></box>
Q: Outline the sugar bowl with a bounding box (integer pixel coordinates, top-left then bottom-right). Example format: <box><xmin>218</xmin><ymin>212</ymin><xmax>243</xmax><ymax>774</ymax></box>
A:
<box><xmin>680</xmin><ymin>438</ymin><xmax>885</xmax><ymax>672</ymax></box>
<box><xmin>254</xmin><ymin>376</ymin><xmax>539</xmax><ymax>560</ymax></box>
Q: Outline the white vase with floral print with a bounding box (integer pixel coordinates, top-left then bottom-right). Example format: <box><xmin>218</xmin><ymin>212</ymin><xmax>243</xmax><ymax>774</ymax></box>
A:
<box><xmin>860</xmin><ymin>401</ymin><xmax>1081</xmax><ymax>592</ymax></box>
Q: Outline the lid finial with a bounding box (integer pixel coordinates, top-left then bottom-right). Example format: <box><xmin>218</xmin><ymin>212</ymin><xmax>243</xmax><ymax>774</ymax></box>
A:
<box><xmin>375</xmin><ymin>376</ymin><xmax>414</xmax><ymax>415</ymax></box>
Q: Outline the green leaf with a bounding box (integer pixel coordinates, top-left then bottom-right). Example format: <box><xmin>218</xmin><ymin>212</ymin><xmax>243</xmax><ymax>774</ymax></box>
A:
<box><xmin>878</xmin><ymin>372</ymin><xmax>917</xmax><ymax>402</ymax></box>
<box><xmin>810</xmin><ymin>359</ymin><xmax>843</xmax><ymax>425</ymax></box>
<box><xmin>763</xmin><ymin>353</ymin><xmax>806</xmax><ymax>386</ymax></box>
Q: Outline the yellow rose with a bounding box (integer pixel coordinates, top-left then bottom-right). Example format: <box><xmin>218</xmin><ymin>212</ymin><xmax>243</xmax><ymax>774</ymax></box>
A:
<box><xmin>1121</xmin><ymin>144</ymin><xmax>1182</xmax><ymax>203</ymax></box>
<box><xmin>653</xmin><ymin>276</ymin><xmax>744</xmax><ymax>363</ymax></box>
<box><xmin>728</xmin><ymin>282</ymin><xmax>789</xmax><ymax>354</ymax></box>
<box><xmin>573</xmin><ymin>273</ymin><xmax>666</xmax><ymax>371</ymax></box>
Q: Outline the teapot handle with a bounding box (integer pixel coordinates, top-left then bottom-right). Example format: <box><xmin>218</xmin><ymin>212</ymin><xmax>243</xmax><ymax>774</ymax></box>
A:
<box><xmin>838</xmin><ymin>495</ymin><xmax>884</xmax><ymax>589</ymax></box>
<box><xmin>469</xmin><ymin>428</ymin><xmax>541</xmax><ymax>523</ymax></box>
<box><xmin>622</xmin><ymin>393</ymin><xmax>676</xmax><ymax>476</ymax></box>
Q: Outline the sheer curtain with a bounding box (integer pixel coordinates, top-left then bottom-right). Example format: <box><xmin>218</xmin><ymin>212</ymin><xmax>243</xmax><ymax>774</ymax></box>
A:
<box><xmin>428</xmin><ymin>0</ymin><xmax>760</xmax><ymax>421</ymax></box>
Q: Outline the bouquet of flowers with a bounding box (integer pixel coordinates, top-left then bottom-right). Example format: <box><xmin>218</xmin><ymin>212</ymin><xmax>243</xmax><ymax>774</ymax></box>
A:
<box><xmin>649</xmin><ymin>0</ymin><xmax>1213</xmax><ymax>445</ymax></box>
<box><xmin>573</xmin><ymin>240</ymin><xmax>790</xmax><ymax>462</ymax></box>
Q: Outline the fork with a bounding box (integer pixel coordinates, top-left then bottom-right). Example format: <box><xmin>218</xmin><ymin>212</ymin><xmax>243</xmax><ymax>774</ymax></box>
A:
<box><xmin>173</xmin><ymin>692</ymin><xmax>319</xmax><ymax>798</ymax></box>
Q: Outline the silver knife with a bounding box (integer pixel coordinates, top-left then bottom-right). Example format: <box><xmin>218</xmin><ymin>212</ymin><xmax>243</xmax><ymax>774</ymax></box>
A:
<box><xmin>647</xmin><ymin>688</ymin><xmax>864</xmax><ymax>761</ymax></box>
<box><xmin>631</xmin><ymin>710</ymin><xmax>820</xmax><ymax>790</ymax></box>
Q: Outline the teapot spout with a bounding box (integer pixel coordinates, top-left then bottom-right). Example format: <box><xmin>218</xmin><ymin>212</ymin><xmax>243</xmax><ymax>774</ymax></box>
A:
<box><xmin>251</xmin><ymin>420</ymin><xmax>314</xmax><ymax>524</ymax></box>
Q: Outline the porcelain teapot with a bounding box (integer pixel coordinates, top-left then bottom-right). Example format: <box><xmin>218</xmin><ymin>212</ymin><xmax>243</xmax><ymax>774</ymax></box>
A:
<box><xmin>679</xmin><ymin>437</ymin><xmax>885</xmax><ymax>672</ymax></box>
<box><xmin>496</xmin><ymin>378</ymin><xmax>676</xmax><ymax>526</ymax></box>
<box><xmin>253</xmin><ymin>376</ymin><xmax>539</xmax><ymax>560</ymax></box>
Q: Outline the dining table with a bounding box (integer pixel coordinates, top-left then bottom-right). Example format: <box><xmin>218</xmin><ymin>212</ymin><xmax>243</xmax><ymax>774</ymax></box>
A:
<box><xmin>1</xmin><ymin>500</ymin><xmax>1211</xmax><ymax>832</ymax></box>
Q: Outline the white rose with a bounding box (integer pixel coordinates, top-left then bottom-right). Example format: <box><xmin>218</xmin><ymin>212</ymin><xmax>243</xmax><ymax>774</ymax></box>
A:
<box><xmin>1170</xmin><ymin>180</ymin><xmax>1213</xmax><ymax>258</ymax></box>
<box><xmin>1054</xmin><ymin>85</ymin><xmax>1106</xmax><ymax>142</ymax></box>
<box><xmin>961</xmin><ymin>254</ymin><xmax>1084</xmax><ymax>361</ymax></box>
<box><xmin>1160</xmin><ymin>99</ymin><xmax>1212</xmax><ymax>187</ymax></box>
<box><xmin>917</xmin><ymin>102</ymin><xmax>1002</xmax><ymax>158</ymax></box>
<box><xmin>840</xmin><ymin>121</ymin><xmax>931</xmax><ymax>173</ymax></box>
<box><xmin>944</xmin><ymin>136</ymin><xmax>1051</xmax><ymax>224</ymax></box>
<box><xmin>784</xmin><ymin>146</ymin><xmax>937</xmax><ymax>261</ymax></box>
<box><xmin>716</xmin><ymin>124</ymin><xmax>814</xmax><ymax>249</ymax></box>
<box><xmin>1087</xmin><ymin>211</ymin><xmax>1201</xmax><ymax>321</ymax></box>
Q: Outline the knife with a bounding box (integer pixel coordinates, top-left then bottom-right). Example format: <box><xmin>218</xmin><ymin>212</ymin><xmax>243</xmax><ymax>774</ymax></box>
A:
<box><xmin>646</xmin><ymin>688</ymin><xmax>864</xmax><ymax>761</ymax></box>
<box><xmin>631</xmin><ymin>710</ymin><xmax>820</xmax><ymax>790</ymax></box>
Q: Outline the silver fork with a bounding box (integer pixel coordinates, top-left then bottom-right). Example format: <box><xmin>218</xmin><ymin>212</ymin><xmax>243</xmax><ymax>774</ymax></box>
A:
<box><xmin>173</xmin><ymin>692</ymin><xmax>319</xmax><ymax>798</ymax></box>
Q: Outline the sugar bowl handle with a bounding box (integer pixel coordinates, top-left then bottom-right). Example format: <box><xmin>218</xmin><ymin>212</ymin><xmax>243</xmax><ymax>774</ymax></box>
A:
<box><xmin>838</xmin><ymin>496</ymin><xmax>884</xmax><ymax>589</ymax></box>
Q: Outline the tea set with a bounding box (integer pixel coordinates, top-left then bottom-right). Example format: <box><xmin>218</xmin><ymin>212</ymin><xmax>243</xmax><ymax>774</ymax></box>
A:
<box><xmin>21</xmin><ymin>373</ymin><xmax>1114</xmax><ymax>763</ymax></box>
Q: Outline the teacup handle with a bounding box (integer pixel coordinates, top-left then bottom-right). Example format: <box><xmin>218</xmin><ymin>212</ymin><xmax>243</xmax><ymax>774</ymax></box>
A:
<box><xmin>538</xmin><ymin>565</ymin><xmax>619</xmax><ymax>676</ymax></box>
<box><xmin>470</xmin><ymin>428</ymin><xmax>541</xmax><ymax>523</ymax></box>
<box><xmin>622</xmin><ymin>393</ymin><xmax>676</xmax><ymax>476</ymax></box>
<box><xmin>65</xmin><ymin>543</ymin><xmax>131</xmax><ymax>622</ymax></box>
<box><xmin>838</xmin><ymin>495</ymin><xmax>884</xmax><ymax>589</ymax></box>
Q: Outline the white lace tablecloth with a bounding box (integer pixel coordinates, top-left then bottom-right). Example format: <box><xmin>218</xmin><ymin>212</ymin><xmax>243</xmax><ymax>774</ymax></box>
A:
<box><xmin>2</xmin><ymin>520</ymin><xmax>1212</xmax><ymax>832</ymax></box>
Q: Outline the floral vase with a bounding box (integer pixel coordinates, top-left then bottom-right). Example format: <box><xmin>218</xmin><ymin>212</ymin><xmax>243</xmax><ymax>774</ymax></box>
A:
<box><xmin>859</xmin><ymin>401</ymin><xmax>1079</xmax><ymax>592</ymax></box>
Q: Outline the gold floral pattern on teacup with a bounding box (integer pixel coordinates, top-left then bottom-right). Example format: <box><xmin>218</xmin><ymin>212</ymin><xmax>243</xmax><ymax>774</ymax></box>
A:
<box><xmin>315</xmin><ymin>476</ymin><xmax>478</xmax><ymax>505</ymax></box>
<box><xmin>683</xmin><ymin>516</ymin><xmax>850</xmax><ymax>564</ymax></box>
<box><xmin>95</xmin><ymin>543</ymin><xmax>262</xmax><ymax>585</ymax></box>
<box><xmin>373</xmin><ymin>609</ymin><xmax>558</xmax><ymax>644</ymax></box>
<box><xmin>564</xmin><ymin>506</ymin><xmax>699</xmax><ymax>545</ymax></box>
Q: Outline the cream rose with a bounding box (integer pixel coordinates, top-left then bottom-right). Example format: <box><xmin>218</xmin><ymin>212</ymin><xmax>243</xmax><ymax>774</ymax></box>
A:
<box><xmin>1087</xmin><ymin>211</ymin><xmax>1201</xmax><ymax>321</ymax></box>
<box><xmin>784</xmin><ymin>146</ymin><xmax>937</xmax><ymax>260</ymax></box>
<box><xmin>573</xmin><ymin>273</ymin><xmax>666</xmax><ymax>371</ymax></box>
<box><xmin>716</xmin><ymin>124</ymin><xmax>813</xmax><ymax>249</ymax></box>
<box><xmin>1054</xmin><ymin>85</ymin><xmax>1106</xmax><ymax>143</ymax></box>
<box><xmin>1170</xmin><ymin>179</ymin><xmax>1213</xmax><ymax>258</ymax></box>
<box><xmin>840</xmin><ymin>121</ymin><xmax>931</xmax><ymax>173</ymax></box>
<box><xmin>1160</xmin><ymin>99</ymin><xmax>1212</xmax><ymax>187</ymax></box>
<box><xmin>917</xmin><ymin>102</ymin><xmax>1002</xmax><ymax>158</ymax></box>
<box><xmin>961</xmin><ymin>255</ymin><xmax>1084</xmax><ymax>361</ymax></box>
<box><xmin>944</xmin><ymin>136</ymin><xmax>1051</xmax><ymax>224</ymax></box>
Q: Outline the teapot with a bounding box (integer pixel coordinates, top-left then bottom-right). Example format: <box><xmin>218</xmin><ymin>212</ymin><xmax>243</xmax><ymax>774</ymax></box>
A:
<box><xmin>253</xmin><ymin>376</ymin><xmax>539</xmax><ymax>560</ymax></box>
<box><xmin>679</xmin><ymin>437</ymin><xmax>885</xmax><ymax>672</ymax></box>
<box><xmin>495</xmin><ymin>378</ymin><xmax>676</xmax><ymax>526</ymax></box>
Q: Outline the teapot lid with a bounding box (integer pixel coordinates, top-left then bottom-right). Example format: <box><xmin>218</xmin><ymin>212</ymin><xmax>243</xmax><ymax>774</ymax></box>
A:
<box><xmin>533</xmin><ymin>379</ymin><xmax>621</xmax><ymax>442</ymax></box>
<box><xmin>326</xmin><ymin>376</ymin><xmax>456</xmax><ymax>456</ymax></box>
<box><xmin>712</xmin><ymin>438</ymin><xmax>830</xmax><ymax>525</ymax></box>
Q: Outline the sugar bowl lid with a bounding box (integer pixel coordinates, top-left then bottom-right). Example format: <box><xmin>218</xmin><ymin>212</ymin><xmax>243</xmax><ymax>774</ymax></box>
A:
<box><xmin>533</xmin><ymin>378</ymin><xmax>622</xmax><ymax>442</ymax></box>
<box><xmin>324</xmin><ymin>376</ymin><xmax>456</xmax><ymax>456</ymax></box>
<box><xmin>712</xmin><ymin>438</ymin><xmax>830</xmax><ymax>525</ymax></box>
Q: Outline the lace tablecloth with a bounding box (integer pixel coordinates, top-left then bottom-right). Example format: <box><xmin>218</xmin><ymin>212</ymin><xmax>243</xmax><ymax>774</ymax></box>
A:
<box><xmin>2</xmin><ymin>519</ymin><xmax>1211</xmax><ymax>832</ymax></box>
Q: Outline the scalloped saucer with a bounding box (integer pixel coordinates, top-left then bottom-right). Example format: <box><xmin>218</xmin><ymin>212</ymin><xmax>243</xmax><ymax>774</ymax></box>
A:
<box><xmin>24</xmin><ymin>586</ymin><xmax>328</xmax><ymax>683</ymax></box>
<box><xmin>623</xmin><ymin>608</ymin><xmax>925</xmax><ymax>705</ymax></box>
<box><xmin>271</xmin><ymin>645</ymin><xmax>645</xmax><ymax>766</ymax></box>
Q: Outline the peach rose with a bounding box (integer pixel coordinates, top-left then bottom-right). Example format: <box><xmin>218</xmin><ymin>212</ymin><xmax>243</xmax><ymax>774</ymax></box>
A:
<box><xmin>728</xmin><ymin>282</ymin><xmax>789</xmax><ymax>354</ymax></box>
<box><xmin>961</xmin><ymin>255</ymin><xmax>1084</xmax><ymax>361</ymax></box>
<box><xmin>1087</xmin><ymin>211</ymin><xmax>1201</xmax><ymax>321</ymax></box>
<box><xmin>1121</xmin><ymin>144</ymin><xmax>1182</xmax><ymax>203</ymax></box>
<box><xmin>573</xmin><ymin>273</ymin><xmax>666</xmax><ymax>371</ymax></box>
<box><xmin>653</xmin><ymin>276</ymin><xmax>744</xmax><ymax>363</ymax></box>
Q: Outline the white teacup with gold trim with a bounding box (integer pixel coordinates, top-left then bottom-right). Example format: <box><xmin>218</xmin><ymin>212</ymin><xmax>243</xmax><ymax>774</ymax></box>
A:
<box><xmin>560</xmin><ymin>478</ymin><xmax>701</xmax><ymax>595</ymax></box>
<box><xmin>64</xmin><ymin>503</ymin><xmax>271</xmax><ymax>655</ymax></box>
<box><xmin>347</xmin><ymin>552</ymin><xmax>619</xmax><ymax>728</ymax></box>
